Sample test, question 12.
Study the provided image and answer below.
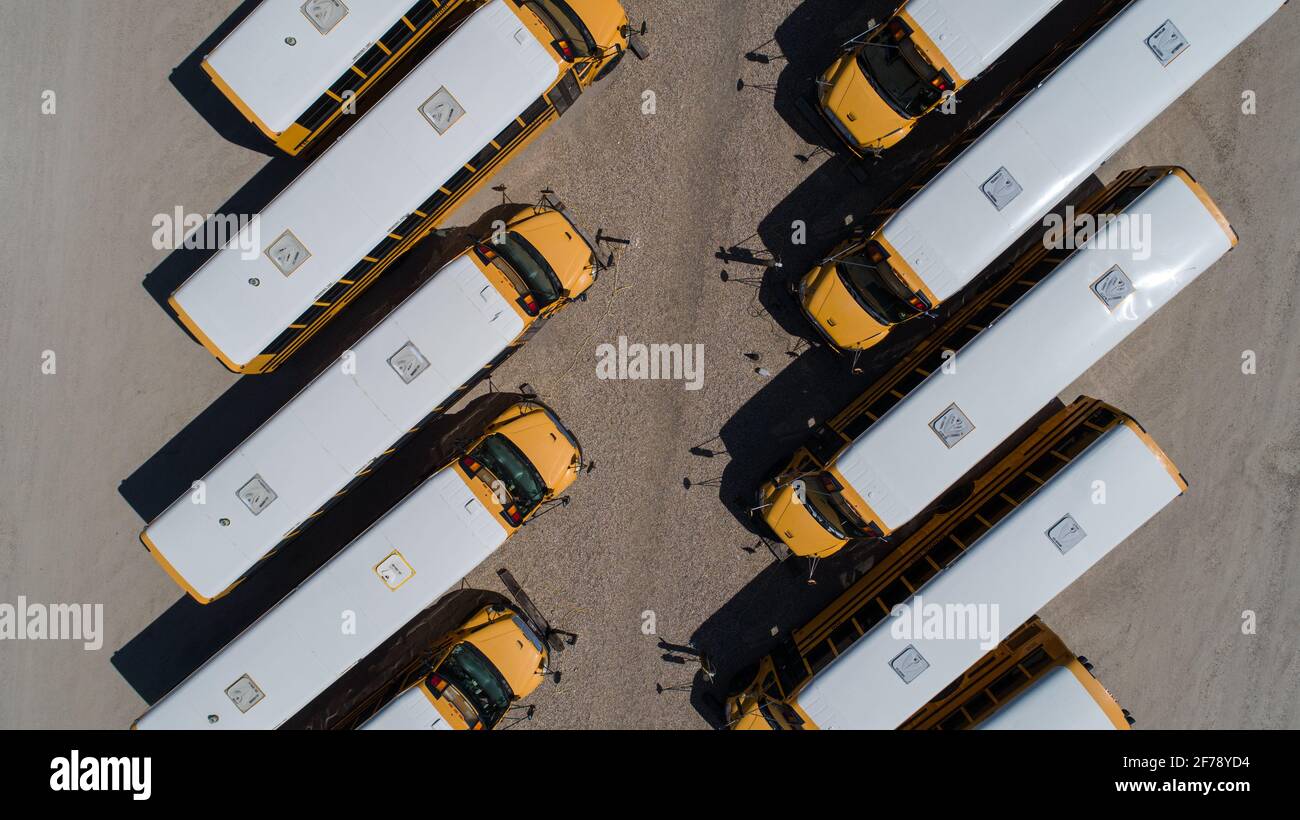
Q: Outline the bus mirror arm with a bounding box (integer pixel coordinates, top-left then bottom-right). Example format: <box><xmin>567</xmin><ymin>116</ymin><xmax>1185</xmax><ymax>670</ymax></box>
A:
<box><xmin>525</xmin><ymin>496</ymin><xmax>571</xmax><ymax>527</ymax></box>
<box><xmin>850</xmin><ymin>349</ymin><xmax>865</xmax><ymax>375</ymax></box>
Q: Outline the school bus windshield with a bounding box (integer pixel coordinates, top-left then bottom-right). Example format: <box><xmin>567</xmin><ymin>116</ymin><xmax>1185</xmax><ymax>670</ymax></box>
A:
<box><xmin>436</xmin><ymin>643</ymin><xmax>514</xmax><ymax>729</ymax></box>
<box><xmin>471</xmin><ymin>434</ymin><xmax>548</xmax><ymax>514</ymax></box>
<box><xmin>857</xmin><ymin>31</ymin><xmax>943</xmax><ymax>118</ymax></box>
<box><xmin>836</xmin><ymin>258</ymin><xmax>922</xmax><ymax>325</ymax></box>
<box><xmin>802</xmin><ymin>482</ymin><xmax>869</xmax><ymax>540</ymax></box>
<box><xmin>521</xmin><ymin>0</ymin><xmax>598</xmax><ymax>57</ymax></box>
<box><xmin>491</xmin><ymin>233</ymin><xmax>566</xmax><ymax>307</ymax></box>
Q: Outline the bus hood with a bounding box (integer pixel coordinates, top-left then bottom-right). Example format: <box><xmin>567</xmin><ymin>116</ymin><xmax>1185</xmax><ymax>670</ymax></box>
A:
<box><xmin>465</xmin><ymin>616</ymin><xmax>548</xmax><ymax>699</ymax></box>
<box><xmin>800</xmin><ymin>262</ymin><xmax>889</xmax><ymax>351</ymax></box>
<box><xmin>498</xmin><ymin>408</ymin><xmax>582</xmax><ymax>495</ymax></box>
<box><xmin>566</xmin><ymin>0</ymin><xmax>631</xmax><ymax>53</ymax></box>
<box><xmin>760</xmin><ymin>480</ymin><xmax>849</xmax><ymax>559</ymax></box>
<box><xmin>819</xmin><ymin>55</ymin><xmax>911</xmax><ymax>150</ymax></box>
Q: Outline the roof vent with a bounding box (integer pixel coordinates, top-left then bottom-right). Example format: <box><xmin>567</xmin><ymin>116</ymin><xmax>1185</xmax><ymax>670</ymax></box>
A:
<box><xmin>890</xmin><ymin>646</ymin><xmax>930</xmax><ymax>684</ymax></box>
<box><xmin>1047</xmin><ymin>514</ymin><xmax>1087</xmax><ymax>554</ymax></box>
<box><xmin>225</xmin><ymin>674</ymin><xmax>266</xmax><ymax>713</ymax></box>
<box><xmin>375</xmin><ymin>550</ymin><xmax>416</xmax><ymax>591</ymax></box>
<box><xmin>1146</xmin><ymin>20</ymin><xmax>1189</xmax><ymax>67</ymax></box>
<box><xmin>1091</xmin><ymin>266</ymin><xmax>1134</xmax><ymax>311</ymax></box>
<box><xmin>388</xmin><ymin>341</ymin><xmax>430</xmax><ymax>384</ymax></box>
<box><xmin>420</xmin><ymin>87</ymin><xmax>465</xmax><ymax>135</ymax></box>
<box><xmin>930</xmin><ymin>404</ymin><xmax>974</xmax><ymax>449</ymax></box>
<box><xmin>981</xmin><ymin>167</ymin><xmax>1022</xmax><ymax>211</ymax></box>
<box><xmin>301</xmin><ymin>0</ymin><xmax>348</xmax><ymax>35</ymax></box>
<box><xmin>236</xmin><ymin>475</ymin><xmax>277</xmax><ymax>516</ymax></box>
<box><xmin>265</xmin><ymin>230</ymin><xmax>311</xmax><ymax>277</ymax></box>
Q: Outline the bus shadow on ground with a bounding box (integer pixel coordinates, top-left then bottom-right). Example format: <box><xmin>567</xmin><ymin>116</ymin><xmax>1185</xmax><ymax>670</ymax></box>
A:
<box><xmin>169</xmin><ymin>0</ymin><xmax>276</xmax><ymax>157</ymax></box>
<box><xmin>682</xmin><ymin>538</ymin><xmax>898</xmax><ymax>728</ymax></box>
<box><xmin>761</xmin><ymin>0</ymin><xmax>898</xmax><ymax>153</ymax></box>
<box><xmin>722</xmin><ymin>0</ymin><xmax>906</xmax><ymax>346</ymax></box>
<box><xmin>708</xmin><ymin>316</ymin><xmax>936</xmax><ymax>538</ymax></box>
<box><xmin>112</xmin><ymin>390</ymin><xmax>529</xmax><ymax>707</ymax></box>
<box><xmin>140</xmin><ymin>156</ymin><xmax>305</xmax><ymax>332</ymax></box>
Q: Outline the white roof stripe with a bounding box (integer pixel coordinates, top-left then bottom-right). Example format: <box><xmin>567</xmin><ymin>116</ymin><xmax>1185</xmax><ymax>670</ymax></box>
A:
<box><xmin>207</xmin><ymin>0</ymin><xmax>415</xmax><ymax>134</ymax></box>
<box><xmin>904</xmin><ymin>0</ymin><xmax>1062</xmax><ymax>81</ymax></box>
<box><xmin>798</xmin><ymin>424</ymin><xmax>1183</xmax><ymax>730</ymax></box>
<box><xmin>175</xmin><ymin>0</ymin><xmax>559</xmax><ymax>368</ymax></box>
<box><xmin>978</xmin><ymin>666</ymin><xmax>1120</xmax><ymax>729</ymax></box>
<box><xmin>147</xmin><ymin>254</ymin><xmax>524</xmax><ymax>601</ymax></box>
<box><xmin>882</xmin><ymin>0</ymin><xmax>1284</xmax><ymax>303</ymax></box>
<box><xmin>835</xmin><ymin>171</ymin><xmax>1230</xmax><ymax>531</ymax></box>
<box><xmin>136</xmin><ymin>467</ymin><xmax>509</xmax><ymax>730</ymax></box>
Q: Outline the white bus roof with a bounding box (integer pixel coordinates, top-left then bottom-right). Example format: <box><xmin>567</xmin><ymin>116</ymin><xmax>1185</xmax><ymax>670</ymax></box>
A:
<box><xmin>206</xmin><ymin>0</ymin><xmax>414</xmax><ymax>134</ymax></box>
<box><xmin>834</xmin><ymin>171</ymin><xmax>1230</xmax><ymax>531</ymax></box>
<box><xmin>136</xmin><ymin>467</ymin><xmax>509</xmax><ymax>729</ymax></box>
<box><xmin>903</xmin><ymin>0</ymin><xmax>1062</xmax><ymax>81</ymax></box>
<box><xmin>175</xmin><ymin>0</ymin><xmax>559</xmax><ymax>369</ymax></box>
<box><xmin>881</xmin><ymin>0</ymin><xmax>1283</xmax><ymax>303</ymax></box>
<box><xmin>146</xmin><ymin>254</ymin><xmax>524</xmax><ymax>601</ymax></box>
<box><xmin>360</xmin><ymin>685</ymin><xmax>453</xmax><ymax>730</ymax></box>
<box><xmin>978</xmin><ymin>666</ymin><xmax>1120</xmax><ymax>730</ymax></box>
<box><xmin>797</xmin><ymin>423</ymin><xmax>1184</xmax><ymax>729</ymax></box>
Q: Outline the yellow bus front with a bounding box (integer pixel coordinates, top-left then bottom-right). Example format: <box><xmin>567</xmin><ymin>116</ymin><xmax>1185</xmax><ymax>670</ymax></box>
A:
<box><xmin>817</xmin><ymin>11</ymin><xmax>956</xmax><ymax>156</ymax></box>
<box><xmin>755</xmin><ymin>463</ymin><xmax>887</xmax><ymax>560</ymax></box>
<box><xmin>417</xmin><ymin>605</ymin><xmax>551</xmax><ymax>730</ymax></box>
<box><xmin>472</xmin><ymin>205</ymin><xmax>599</xmax><ymax>324</ymax></box>
<box><xmin>725</xmin><ymin>658</ymin><xmax>815</xmax><ymax>730</ymax></box>
<box><xmin>798</xmin><ymin>234</ymin><xmax>936</xmax><ymax>354</ymax></box>
<box><xmin>455</xmin><ymin>401</ymin><xmax>583</xmax><ymax>533</ymax></box>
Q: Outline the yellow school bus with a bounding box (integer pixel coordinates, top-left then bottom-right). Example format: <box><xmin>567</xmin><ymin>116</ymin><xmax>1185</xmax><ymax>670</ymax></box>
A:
<box><xmin>356</xmin><ymin>603</ymin><xmax>553</xmax><ymax>730</ymax></box>
<box><xmin>901</xmin><ymin>617</ymin><xmax>1132</xmax><ymax>730</ymax></box>
<box><xmin>816</xmin><ymin>0</ymin><xmax>1061</xmax><ymax>156</ymax></box>
<box><xmin>144</xmin><ymin>204</ymin><xmax>599</xmax><ymax>604</ymax></box>
<box><xmin>728</xmin><ymin>398</ymin><xmax>1185</xmax><ymax>729</ymax></box>
<box><xmin>762</xmin><ymin>167</ymin><xmax>1234</xmax><ymax>560</ymax></box>
<box><xmin>172</xmin><ymin>0</ymin><xmax>644</xmax><ymax>374</ymax></box>
<box><xmin>801</xmin><ymin>0</ymin><xmax>1280</xmax><ymax>351</ymax></box>
<box><xmin>202</xmin><ymin>0</ymin><xmax>483</xmax><ymax>155</ymax></box>
<box><xmin>135</xmin><ymin>400</ymin><xmax>584</xmax><ymax>729</ymax></box>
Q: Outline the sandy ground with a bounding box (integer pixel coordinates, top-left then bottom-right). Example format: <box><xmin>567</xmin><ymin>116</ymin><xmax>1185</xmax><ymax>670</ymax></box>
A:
<box><xmin>0</xmin><ymin>0</ymin><xmax>1296</xmax><ymax>729</ymax></box>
